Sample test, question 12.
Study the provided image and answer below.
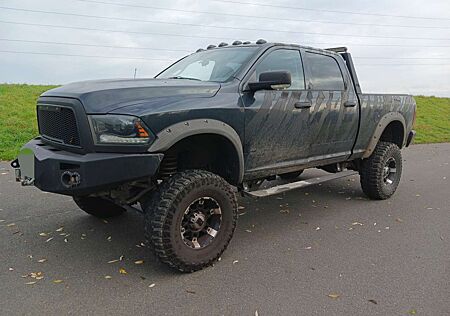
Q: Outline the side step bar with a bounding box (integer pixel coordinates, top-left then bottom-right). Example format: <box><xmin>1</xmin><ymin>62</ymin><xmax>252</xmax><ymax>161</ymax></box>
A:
<box><xmin>244</xmin><ymin>170</ymin><xmax>358</xmax><ymax>198</ymax></box>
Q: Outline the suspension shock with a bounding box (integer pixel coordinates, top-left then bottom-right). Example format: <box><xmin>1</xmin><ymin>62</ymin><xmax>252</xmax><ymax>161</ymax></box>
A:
<box><xmin>158</xmin><ymin>153</ymin><xmax>178</xmax><ymax>179</ymax></box>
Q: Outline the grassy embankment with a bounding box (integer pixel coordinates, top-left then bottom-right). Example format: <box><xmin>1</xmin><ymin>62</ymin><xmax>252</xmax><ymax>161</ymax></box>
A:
<box><xmin>0</xmin><ymin>84</ymin><xmax>449</xmax><ymax>160</ymax></box>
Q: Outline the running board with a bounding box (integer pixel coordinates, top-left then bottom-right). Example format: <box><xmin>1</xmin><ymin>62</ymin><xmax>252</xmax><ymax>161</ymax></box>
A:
<box><xmin>244</xmin><ymin>170</ymin><xmax>358</xmax><ymax>198</ymax></box>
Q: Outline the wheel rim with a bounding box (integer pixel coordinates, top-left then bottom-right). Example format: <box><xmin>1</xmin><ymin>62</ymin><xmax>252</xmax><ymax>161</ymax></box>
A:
<box><xmin>383</xmin><ymin>157</ymin><xmax>397</xmax><ymax>185</ymax></box>
<box><xmin>180</xmin><ymin>197</ymin><xmax>222</xmax><ymax>249</ymax></box>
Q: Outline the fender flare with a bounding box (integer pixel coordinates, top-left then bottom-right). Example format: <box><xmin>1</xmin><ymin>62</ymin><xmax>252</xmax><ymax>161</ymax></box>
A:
<box><xmin>362</xmin><ymin>112</ymin><xmax>406</xmax><ymax>159</ymax></box>
<box><xmin>148</xmin><ymin>119</ymin><xmax>244</xmax><ymax>183</ymax></box>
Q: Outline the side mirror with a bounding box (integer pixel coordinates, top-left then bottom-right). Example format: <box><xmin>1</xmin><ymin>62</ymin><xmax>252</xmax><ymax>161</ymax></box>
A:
<box><xmin>248</xmin><ymin>71</ymin><xmax>292</xmax><ymax>91</ymax></box>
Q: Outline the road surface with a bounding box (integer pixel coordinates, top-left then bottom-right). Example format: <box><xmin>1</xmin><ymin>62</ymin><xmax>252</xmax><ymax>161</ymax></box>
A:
<box><xmin>0</xmin><ymin>143</ymin><xmax>449</xmax><ymax>315</ymax></box>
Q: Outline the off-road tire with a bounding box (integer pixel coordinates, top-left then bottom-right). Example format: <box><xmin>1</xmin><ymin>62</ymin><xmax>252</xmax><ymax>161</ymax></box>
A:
<box><xmin>279</xmin><ymin>170</ymin><xmax>303</xmax><ymax>180</ymax></box>
<box><xmin>359</xmin><ymin>141</ymin><xmax>402</xmax><ymax>200</ymax></box>
<box><xmin>73</xmin><ymin>196</ymin><xmax>126</xmax><ymax>218</ymax></box>
<box><xmin>143</xmin><ymin>170</ymin><xmax>238</xmax><ymax>272</ymax></box>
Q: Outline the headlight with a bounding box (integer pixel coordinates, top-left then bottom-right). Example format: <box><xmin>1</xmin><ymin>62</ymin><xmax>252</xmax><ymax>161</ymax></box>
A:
<box><xmin>88</xmin><ymin>115</ymin><xmax>153</xmax><ymax>145</ymax></box>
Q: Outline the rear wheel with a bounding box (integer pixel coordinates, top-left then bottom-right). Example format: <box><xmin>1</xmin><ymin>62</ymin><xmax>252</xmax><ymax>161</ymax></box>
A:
<box><xmin>359</xmin><ymin>141</ymin><xmax>402</xmax><ymax>200</ymax></box>
<box><xmin>279</xmin><ymin>170</ymin><xmax>303</xmax><ymax>180</ymax></box>
<box><xmin>144</xmin><ymin>170</ymin><xmax>237</xmax><ymax>272</ymax></box>
<box><xmin>73</xmin><ymin>196</ymin><xmax>126</xmax><ymax>218</ymax></box>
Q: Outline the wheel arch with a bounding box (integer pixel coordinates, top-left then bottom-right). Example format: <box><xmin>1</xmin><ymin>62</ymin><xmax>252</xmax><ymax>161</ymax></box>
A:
<box><xmin>362</xmin><ymin>113</ymin><xmax>406</xmax><ymax>159</ymax></box>
<box><xmin>148</xmin><ymin>119</ymin><xmax>244</xmax><ymax>184</ymax></box>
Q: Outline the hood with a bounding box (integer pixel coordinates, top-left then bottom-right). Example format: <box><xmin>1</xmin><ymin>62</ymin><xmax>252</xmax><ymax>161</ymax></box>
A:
<box><xmin>41</xmin><ymin>78</ymin><xmax>221</xmax><ymax>113</ymax></box>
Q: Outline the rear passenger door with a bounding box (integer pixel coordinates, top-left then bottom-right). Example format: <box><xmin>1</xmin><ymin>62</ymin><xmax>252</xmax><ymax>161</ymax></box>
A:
<box><xmin>302</xmin><ymin>51</ymin><xmax>359</xmax><ymax>159</ymax></box>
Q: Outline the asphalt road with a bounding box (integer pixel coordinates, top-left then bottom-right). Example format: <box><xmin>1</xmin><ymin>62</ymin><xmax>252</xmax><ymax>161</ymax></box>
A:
<box><xmin>0</xmin><ymin>143</ymin><xmax>449</xmax><ymax>316</ymax></box>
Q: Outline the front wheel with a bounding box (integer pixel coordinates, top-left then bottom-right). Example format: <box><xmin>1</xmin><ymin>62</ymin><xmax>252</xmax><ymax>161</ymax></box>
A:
<box><xmin>143</xmin><ymin>170</ymin><xmax>238</xmax><ymax>272</ymax></box>
<box><xmin>359</xmin><ymin>141</ymin><xmax>402</xmax><ymax>200</ymax></box>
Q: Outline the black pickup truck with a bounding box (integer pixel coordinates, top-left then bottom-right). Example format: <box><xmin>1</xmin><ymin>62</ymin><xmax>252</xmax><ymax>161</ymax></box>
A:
<box><xmin>12</xmin><ymin>40</ymin><xmax>416</xmax><ymax>272</ymax></box>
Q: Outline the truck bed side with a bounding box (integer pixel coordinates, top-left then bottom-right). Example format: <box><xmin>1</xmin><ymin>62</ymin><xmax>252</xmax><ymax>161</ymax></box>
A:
<box><xmin>351</xmin><ymin>94</ymin><xmax>416</xmax><ymax>159</ymax></box>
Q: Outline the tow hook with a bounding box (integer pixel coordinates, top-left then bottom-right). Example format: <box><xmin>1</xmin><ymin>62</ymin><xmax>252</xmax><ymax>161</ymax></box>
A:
<box><xmin>61</xmin><ymin>171</ymin><xmax>81</xmax><ymax>188</ymax></box>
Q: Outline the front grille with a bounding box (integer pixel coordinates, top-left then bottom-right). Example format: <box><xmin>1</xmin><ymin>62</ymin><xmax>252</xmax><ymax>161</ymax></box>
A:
<box><xmin>37</xmin><ymin>105</ymin><xmax>81</xmax><ymax>147</ymax></box>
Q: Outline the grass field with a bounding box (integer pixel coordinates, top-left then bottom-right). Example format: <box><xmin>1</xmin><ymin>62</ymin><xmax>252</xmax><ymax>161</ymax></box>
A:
<box><xmin>0</xmin><ymin>84</ymin><xmax>449</xmax><ymax>160</ymax></box>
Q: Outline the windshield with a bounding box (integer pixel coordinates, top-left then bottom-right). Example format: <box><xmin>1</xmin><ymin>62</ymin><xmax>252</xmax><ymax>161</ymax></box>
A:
<box><xmin>157</xmin><ymin>47</ymin><xmax>259</xmax><ymax>82</ymax></box>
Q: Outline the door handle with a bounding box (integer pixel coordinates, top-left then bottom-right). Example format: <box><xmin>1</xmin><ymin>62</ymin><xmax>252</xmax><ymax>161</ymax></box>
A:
<box><xmin>344</xmin><ymin>101</ymin><xmax>357</xmax><ymax>107</ymax></box>
<box><xmin>294</xmin><ymin>101</ymin><xmax>312</xmax><ymax>109</ymax></box>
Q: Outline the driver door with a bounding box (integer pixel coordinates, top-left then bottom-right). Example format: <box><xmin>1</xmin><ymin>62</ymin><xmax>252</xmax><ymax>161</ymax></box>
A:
<box><xmin>241</xmin><ymin>48</ymin><xmax>312</xmax><ymax>174</ymax></box>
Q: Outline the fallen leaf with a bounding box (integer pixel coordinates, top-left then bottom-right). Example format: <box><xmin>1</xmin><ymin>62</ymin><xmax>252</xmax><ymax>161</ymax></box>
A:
<box><xmin>37</xmin><ymin>259</ymin><xmax>47</xmax><ymax>263</ymax></box>
<box><xmin>352</xmin><ymin>222</ymin><xmax>363</xmax><ymax>226</ymax></box>
<box><xmin>9</xmin><ymin>267</ymin><xmax>14</xmax><ymax>271</ymax></box>
<box><xmin>255</xmin><ymin>311</ymin><xmax>259</xmax><ymax>316</ymax></box>
<box><xmin>104</xmin><ymin>275</ymin><xmax>112</xmax><ymax>279</ymax></box>
<box><xmin>103</xmin><ymin>219</ymin><xmax>109</xmax><ymax>224</ymax></box>
<box><xmin>148</xmin><ymin>283</ymin><xmax>156</xmax><ymax>288</ymax></box>
<box><xmin>7</xmin><ymin>223</ymin><xmax>16</xmax><ymax>227</ymax></box>
<box><xmin>119</xmin><ymin>255</ymin><xmax>124</xmax><ymax>261</ymax></box>
<box><xmin>134</xmin><ymin>260</ymin><xmax>144</xmax><ymax>265</ymax></box>
<box><xmin>238</xmin><ymin>206</ymin><xmax>245</xmax><ymax>210</ymax></box>
<box><xmin>232</xmin><ymin>260</ymin><xmax>239</xmax><ymax>264</ymax></box>
<box><xmin>39</xmin><ymin>232</ymin><xmax>49</xmax><ymax>237</ymax></box>
<box><xmin>45</xmin><ymin>237</ymin><xmax>54</xmax><ymax>243</ymax></box>
<box><xmin>315</xmin><ymin>227</ymin><xmax>321</xmax><ymax>231</ymax></box>
<box><xmin>186</xmin><ymin>289</ymin><xmax>196</xmax><ymax>294</ymax></box>
<box><xmin>304</xmin><ymin>246</ymin><xmax>312</xmax><ymax>250</ymax></box>
<box><xmin>395</xmin><ymin>218</ymin><xmax>404</xmax><ymax>223</ymax></box>
<box><xmin>56</xmin><ymin>227</ymin><xmax>64</xmax><ymax>232</ymax></box>
<box><xmin>64</xmin><ymin>238</ymin><xmax>68</xmax><ymax>243</ymax></box>
<box><xmin>25</xmin><ymin>281</ymin><xmax>37</xmax><ymax>285</ymax></box>
<box><xmin>0</xmin><ymin>219</ymin><xmax>5</xmax><ymax>223</ymax></box>
<box><xmin>107</xmin><ymin>236</ymin><xmax>112</xmax><ymax>241</ymax></box>
<box><xmin>53</xmin><ymin>279</ymin><xmax>63</xmax><ymax>284</ymax></box>
<box><xmin>245</xmin><ymin>229</ymin><xmax>252</xmax><ymax>233</ymax></box>
<box><xmin>328</xmin><ymin>293</ymin><xmax>340</xmax><ymax>299</ymax></box>
<box><xmin>368</xmin><ymin>299</ymin><xmax>378</xmax><ymax>304</ymax></box>
<box><xmin>108</xmin><ymin>259</ymin><xmax>119</xmax><ymax>264</ymax></box>
<box><xmin>119</xmin><ymin>268</ymin><xmax>127</xmax><ymax>274</ymax></box>
<box><xmin>408</xmin><ymin>309</ymin><xmax>417</xmax><ymax>315</ymax></box>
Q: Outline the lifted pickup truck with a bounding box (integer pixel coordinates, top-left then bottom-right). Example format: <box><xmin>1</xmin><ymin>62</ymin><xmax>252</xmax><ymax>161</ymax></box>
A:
<box><xmin>12</xmin><ymin>40</ymin><xmax>416</xmax><ymax>272</ymax></box>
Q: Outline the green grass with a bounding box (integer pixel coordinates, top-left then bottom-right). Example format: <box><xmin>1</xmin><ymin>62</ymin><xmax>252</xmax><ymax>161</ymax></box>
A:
<box><xmin>413</xmin><ymin>96</ymin><xmax>450</xmax><ymax>144</ymax></box>
<box><xmin>0</xmin><ymin>84</ymin><xmax>57</xmax><ymax>160</ymax></box>
<box><xmin>0</xmin><ymin>84</ymin><xmax>449</xmax><ymax>160</ymax></box>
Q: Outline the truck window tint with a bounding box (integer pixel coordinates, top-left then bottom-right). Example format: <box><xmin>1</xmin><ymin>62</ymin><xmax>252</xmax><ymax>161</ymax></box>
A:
<box><xmin>255</xmin><ymin>49</ymin><xmax>305</xmax><ymax>90</ymax></box>
<box><xmin>305</xmin><ymin>52</ymin><xmax>345</xmax><ymax>90</ymax></box>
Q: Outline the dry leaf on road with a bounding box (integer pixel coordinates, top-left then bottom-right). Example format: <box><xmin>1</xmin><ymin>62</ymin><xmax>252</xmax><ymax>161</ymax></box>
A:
<box><xmin>119</xmin><ymin>268</ymin><xmax>127</xmax><ymax>274</ymax></box>
<box><xmin>328</xmin><ymin>293</ymin><xmax>340</xmax><ymax>299</ymax></box>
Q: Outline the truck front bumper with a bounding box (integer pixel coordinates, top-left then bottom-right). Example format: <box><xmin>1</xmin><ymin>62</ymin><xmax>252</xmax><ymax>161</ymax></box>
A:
<box><xmin>11</xmin><ymin>138</ymin><xmax>163</xmax><ymax>196</ymax></box>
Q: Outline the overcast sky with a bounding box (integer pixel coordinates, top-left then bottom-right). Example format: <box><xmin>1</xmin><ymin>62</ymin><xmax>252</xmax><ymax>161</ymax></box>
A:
<box><xmin>1</xmin><ymin>0</ymin><xmax>449</xmax><ymax>96</ymax></box>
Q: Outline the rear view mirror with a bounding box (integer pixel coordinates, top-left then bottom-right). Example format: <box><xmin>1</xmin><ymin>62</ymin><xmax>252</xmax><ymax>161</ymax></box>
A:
<box><xmin>248</xmin><ymin>71</ymin><xmax>291</xmax><ymax>91</ymax></box>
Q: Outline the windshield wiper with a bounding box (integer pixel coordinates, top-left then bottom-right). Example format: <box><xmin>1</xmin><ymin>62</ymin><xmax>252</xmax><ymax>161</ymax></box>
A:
<box><xmin>167</xmin><ymin>76</ymin><xmax>202</xmax><ymax>81</ymax></box>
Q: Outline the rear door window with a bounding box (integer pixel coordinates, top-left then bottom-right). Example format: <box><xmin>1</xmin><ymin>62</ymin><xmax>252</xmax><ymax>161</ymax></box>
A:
<box><xmin>305</xmin><ymin>52</ymin><xmax>345</xmax><ymax>90</ymax></box>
